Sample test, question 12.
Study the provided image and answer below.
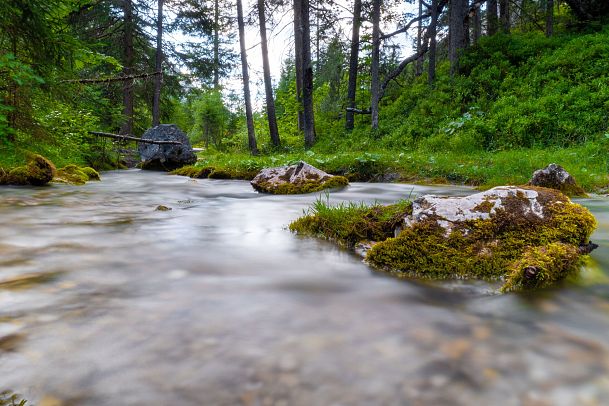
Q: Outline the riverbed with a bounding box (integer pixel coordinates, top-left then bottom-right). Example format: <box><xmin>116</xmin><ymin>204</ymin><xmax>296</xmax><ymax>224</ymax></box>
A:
<box><xmin>1</xmin><ymin>169</ymin><xmax>609</xmax><ymax>405</ymax></box>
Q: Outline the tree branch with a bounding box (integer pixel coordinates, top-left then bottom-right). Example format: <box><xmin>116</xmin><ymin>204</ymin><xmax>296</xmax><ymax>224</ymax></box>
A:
<box><xmin>88</xmin><ymin>131</ymin><xmax>183</xmax><ymax>145</ymax></box>
<box><xmin>61</xmin><ymin>71</ymin><xmax>161</xmax><ymax>84</ymax></box>
<box><xmin>381</xmin><ymin>0</ymin><xmax>448</xmax><ymax>40</ymax></box>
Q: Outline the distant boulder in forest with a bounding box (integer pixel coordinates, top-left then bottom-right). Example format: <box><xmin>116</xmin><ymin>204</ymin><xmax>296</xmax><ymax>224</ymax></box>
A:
<box><xmin>138</xmin><ymin>124</ymin><xmax>197</xmax><ymax>171</ymax></box>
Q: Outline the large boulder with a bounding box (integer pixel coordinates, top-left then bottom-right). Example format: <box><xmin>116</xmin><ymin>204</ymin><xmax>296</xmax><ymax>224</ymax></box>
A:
<box><xmin>138</xmin><ymin>124</ymin><xmax>197</xmax><ymax>171</ymax></box>
<box><xmin>528</xmin><ymin>163</ymin><xmax>586</xmax><ymax>197</ymax></box>
<box><xmin>251</xmin><ymin>161</ymin><xmax>348</xmax><ymax>194</ymax></box>
<box><xmin>364</xmin><ymin>186</ymin><xmax>597</xmax><ymax>292</ymax></box>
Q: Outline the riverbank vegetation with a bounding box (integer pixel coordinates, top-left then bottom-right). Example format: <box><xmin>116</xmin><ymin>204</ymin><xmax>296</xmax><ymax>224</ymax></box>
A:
<box><xmin>1</xmin><ymin>1</ymin><xmax>608</xmax><ymax>191</ymax></box>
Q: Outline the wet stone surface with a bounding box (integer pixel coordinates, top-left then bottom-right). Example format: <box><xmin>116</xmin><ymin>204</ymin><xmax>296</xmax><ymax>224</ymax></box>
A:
<box><xmin>1</xmin><ymin>171</ymin><xmax>609</xmax><ymax>405</ymax></box>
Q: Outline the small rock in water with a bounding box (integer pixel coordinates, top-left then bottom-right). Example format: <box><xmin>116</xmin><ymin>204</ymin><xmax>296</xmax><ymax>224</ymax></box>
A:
<box><xmin>155</xmin><ymin>205</ymin><xmax>172</xmax><ymax>211</ymax></box>
<box><xmin>251</xmin><ymin>161</ymin><xmax>348</xmax><ymax>194</ymax></box>
<box><xmin>528</xmin><ymin>163</ymin><xmax>586</xmax><ymax>197</ymax></box>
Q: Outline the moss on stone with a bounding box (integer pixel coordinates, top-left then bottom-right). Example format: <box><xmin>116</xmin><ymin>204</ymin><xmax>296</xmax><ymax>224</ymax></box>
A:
<box><xmin>80</xmin><ymin>167</ymin><xmax>100</xmax><ymax>180</ymax></box>
<box><xmin>3</xmin><ymin>154</ymin><xmax>56</xmax><ymax>186</ymax></box>
<box><xmin>291</xmin><ymin>187</ymin><xmax>597</xmax><ymax>292</ymax></box>
<box><xmin>54</xmin><ymin>164</ymin><xmax>90</xmax><ymax>185</ymax></box>
<box><xmin>208</xmin><ymin>169</ymin><xmax>233</xmax><ymax>179</ymax></box>
<box><xmin>501</xmin><ymin>243</ymin><xmax>581</xmax><ymax>292</ymax></box>
<box><xmin>254</xmin><ymin>175</ymin><xmax>349</xmax><ymax>195</ymax></box>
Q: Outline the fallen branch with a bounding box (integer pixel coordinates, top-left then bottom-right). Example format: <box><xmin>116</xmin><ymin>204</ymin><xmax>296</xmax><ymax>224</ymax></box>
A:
<box><xmin>61</xmin><ymin>71</ymin><xmax>161</xmax><ymax>84</ymax></box>
<box><xmin>88</xmin><ymin>131</ymin><xmax>182</xmax><ymax>145</ymax></box>
<box><xmin>346</xmin><ymin>107</ymin><xmax>371</xmax><ymax>114</ymax></box>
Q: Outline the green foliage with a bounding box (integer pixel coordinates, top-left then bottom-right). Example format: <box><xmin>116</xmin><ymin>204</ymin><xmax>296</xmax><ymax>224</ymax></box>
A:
<box><xmin>189</xmin><ymin>90</ymin><xmax>234</xmax><ymax>149</ymax></box>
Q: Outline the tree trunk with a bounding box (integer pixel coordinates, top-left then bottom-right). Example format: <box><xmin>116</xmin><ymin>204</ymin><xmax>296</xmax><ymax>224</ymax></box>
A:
<box><xmin>293</xmin><ymin>0</ymin><xmax>304</xmax><ymax>131</ymax></box>
<box><xmin>487</xmin><ymin>0</ymin><xmax>498</xmax><ymax>35</ymax></box>
<box><xmin>299</xmin><ymin>0</ymin><xmax>316</xmax><ymax>147</ymax></box>
<box><xmin>121</xmin><ymin>0</ymin><xmax>135</xmax><ymax>136</ymax></box>
<box><xmin>152</xmin><ymin>0</ymin><xmax>163</xmax><ymax>127</ymax></box>
<box><xmin>449</xmin><ymin>0</ymin><xmax>467</xmax><ymax>76</ymax></box>
<box><xmin>345</xmin><ymin>0</ymin><xmax>362</xmax><ymax>130</ymax></box>
<box><xmin>258</xmin><ymin>0</ymin><xmax>281</xmax><ymax>147</ymax></box>
<box><xmin>237</xmin><ymin>0</ymin><xmax>258</xmax><ymax>155</ymax></box>
<box><xmin>499</xmin><ymin>0</ymin><xmax>509</xmax><ymax>32</ymax></box>
<box><xmin>213</xmin><ymin>0</ymin><xmax>220</xmax><ymax>88</ymax></box>
<box><xmin>546</xmin><ymin>0</ymin><xmax>554</xmax><ymax>37</ymax></box>
<box><xmin>415</xmin><ymin>0</ymin><xmax>424</xmax><ymax>76</ymax></box>
<box><xmin>428</xmin><ymin>0</ymin><xmax>438</xmax><ymax>85</ymax></box>
<box><xmin>473</xmin><ymin>2</ymin><xmax>481</xmax><ymax>44</ymax></box>
<box><xmin>370</xmin><ymin>0</ymin><xmax>381</xmax><ymax>130</ymax></box>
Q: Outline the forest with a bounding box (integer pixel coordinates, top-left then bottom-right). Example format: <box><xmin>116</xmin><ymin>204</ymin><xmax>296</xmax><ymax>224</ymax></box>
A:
<box><xmin>0</xmin><ymin>0</ymin><xmax>608</xmax><ymax>189</ymax></box>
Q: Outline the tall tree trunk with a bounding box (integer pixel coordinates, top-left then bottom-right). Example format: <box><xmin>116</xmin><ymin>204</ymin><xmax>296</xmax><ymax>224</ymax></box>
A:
<box><xmin>370</xmin><ymin>0</ymin><xmax>381</xmax><ymax>130</ymax></box>
<box><xmin>449</xmin><ymin>0</ymin><xmax>467</xmax><ymax>76</ymax></box>
<box><xmin>298</xmin><ymin>0</ymin><xmax>316</xmax><ymax>147</ymax></box>
<box><xmin>473</xmin><ymin>2</ymin><xmax>482</xmax><ymax>43</ymax></box>
<box><xmin>152</xmin><ymin>0</ymin><xmax>163</xmax><ymax>127</ymax></box>
<box><xmin>293</xmin><ymin>0</ymin><xmax>304</xmax><ymax>131</ymax></box>
<box><xmin>487</xmin><ymin>0</ymin><xmax>498</xmax><ymax>35</ymax></box>
<box><xmin>428</xmin><ymin>0</ymin><xmax>438</xmax><ymax>85</ymax></box>
<box><xmin>415</xmin><ymin>0</ymin><xmax>424</xmax><ymax>76</ymax></box>
<box><xmin>258</xmin><ymin>0</ymin><xmax>281</xmax><ymax>147</ymax></box>
<box><xmin>237</xmin><ymin>0</ymin><xmax>258</xmax><ymax>155</ymax></box>
<box><xmin>121</xmin><ymin>0</ymin><xmax>134</xmax><ymax>135</ymax></box>
<box><xmin>546</xmin><ymin>0</ymin><xmax>554</xmax><ymax>37</ymax></box>
<box><xmin>499</xmin><ymin>0</ymin><xmax>509</xmax><ymax>32</ymax></box>
<box><xmin>213</xmin><ymin>0</ymin><xmax>220</xmax><ymax>88</ymax></box>
<box><xmin>345</xmin><ymin>0</ymin><xmax>362</xmax><ymax>130</ymax></box>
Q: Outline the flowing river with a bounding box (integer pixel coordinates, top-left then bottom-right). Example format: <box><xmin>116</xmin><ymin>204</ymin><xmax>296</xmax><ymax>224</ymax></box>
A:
<box><xmin>1</xmin><ymin>170</ymin><xmax>609</xmax><ymax>405</ymax></box>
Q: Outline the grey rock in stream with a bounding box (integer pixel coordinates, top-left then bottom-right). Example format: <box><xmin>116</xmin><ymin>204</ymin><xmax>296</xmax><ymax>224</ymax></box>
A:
<box><xmin>528</xmin><ymin>163</ymin><xmax>586</xmax><ymax>197</ymax></box>
<box><xmin>138</xmin><ymin>124</ymin><xmax>197</xmax><ymax>171</ymax></box>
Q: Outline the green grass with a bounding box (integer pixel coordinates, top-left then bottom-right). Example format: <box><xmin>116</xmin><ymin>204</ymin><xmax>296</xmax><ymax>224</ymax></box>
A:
<box><xmin>190</xmin><ymin>140</ymin><xmax>608</xmax><ymax>192</ymax></box>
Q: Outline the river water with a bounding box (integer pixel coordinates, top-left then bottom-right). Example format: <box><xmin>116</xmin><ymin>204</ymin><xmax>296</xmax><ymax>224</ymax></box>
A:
<box><xmin>1</xmin><ymin>170</ymin><xmax>609</xmax><ymax>405</ymax></box>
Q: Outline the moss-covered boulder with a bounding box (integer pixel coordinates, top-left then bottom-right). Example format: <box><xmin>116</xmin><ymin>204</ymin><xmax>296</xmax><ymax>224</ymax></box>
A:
<box><xmin>251</xmin><ymin>161</ymin><xmax>348</xmax><ymax>194</ymax></box>
<box><xmin>54</xmin><ymin>165</ymin><xmax>100</xmax><ymax>185</ymax></box>
<box><xmin>4</xmin><ymin>154</ymin><xmax>56</xmax><ymax>186</ymax></box>
<box><xmin>528</xmin><ymin>163</ymin><xmax>586</xmax><ymax>197</ymax></box>
<box><xmin>291</xmin><ymin>186</ymin><xmax>597</xmax><ymax>292</ymax></box>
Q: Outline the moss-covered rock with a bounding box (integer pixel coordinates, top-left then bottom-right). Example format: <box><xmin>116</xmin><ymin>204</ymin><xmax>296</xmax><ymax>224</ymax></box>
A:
<box><xmin>291</xmin><ymin>186</ymin><xmax>597</xmax><ymax>292</ymax></box>
<box><xmin>3</xmin><ymin>154</ymin><xmax>56</xmax><ymax>186</ymax></box>
<box><xmin>251</xmin><ymin>161</ymin><xmax>349</xmax><ymax>194</ymax></box>
<box><xmin>54</xmin><ymin>164</ymin><xmax>100</xmax><ymax>185</ymax></box>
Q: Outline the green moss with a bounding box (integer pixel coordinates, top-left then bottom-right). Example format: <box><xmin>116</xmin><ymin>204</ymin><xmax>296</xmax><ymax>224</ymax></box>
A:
<box><xmin>3</xmin><ymin>154</ymin><xmax>56</xmax><ymax>186</ymax></box>
<box><xmin>501</xmin><ymin>243</ymin><xmax>581</xmax><ymax>292</ymax></box>
<box><xmin>254</xmin><ymin>175</ymin><xmax>349</xmax><ymax>195</ymax></box>
<box><xmin>80</xmin><ymin>166</ymin><xmax>100</xmax><ymax>180</ymax></box>
<box><xmin>54</xmin><ymin>164</ymin><xmax>90</xmax><ymax>185</ymax></box>
<box><xmin>291</xmin><ymin>187</ymin><xmax>597</xmax><ymax>292</ymax></box>
<box><xmin>208</xmin><ymin>169</ymin><xmax>233</xmax><ymax>179</ymax></box>
<box><xmin>289</xmin><ymin>199</ymin><xmax>412</xmax><ymax>246</ymax></box>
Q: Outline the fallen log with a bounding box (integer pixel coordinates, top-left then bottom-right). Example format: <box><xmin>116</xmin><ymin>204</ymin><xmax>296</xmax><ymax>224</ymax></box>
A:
<box><xmin>88</xmin><ymin>131</ymin><xmax>183</xmax><ymax>145</ymax></box>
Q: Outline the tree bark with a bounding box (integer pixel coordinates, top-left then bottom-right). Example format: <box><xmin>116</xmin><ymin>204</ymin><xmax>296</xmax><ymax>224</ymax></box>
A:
<box><xmin>120</xmin><ymin>0</ymin><xmax>135</xmax><ymax>136</ymax></box>
<box><xmin>299</xmin><ymin>0</ymin><xmax>316</xmax><ymax>147</ymax></box>
<box><xmin>415</xmin><ymin>0</ymin><xmax>424</xmax><ymax>76</ymax></box>
<box><xmin>449</xmin><ymin>0</ymin><xmax>467</xmax><ymax>76</ymax></box>
<box><xmin>258</xmin><ymin>0</ymin><xmax>281</xmax><ymax>147</ymax></box>
<box><xmin>370</xmin><ymin>0</ymin><xmax>381</xmax><ymax>130</ymax></box>
<box><xmin>428</xmin><ymin>0</ymin><xmax>438</xmax><ymax>85</ymax></box>
<box><xmin>293</xmin><ymin>0</ymin><xmax>304</xmax><ymax>131</ymax></box>
<box><xmin>345</xmin><ymin>0</ymin><xmax>362</xmax><ymax>130</ymax></box>
<box><xmin>213</xmin><ymin>0</ymin><xmax>220</xmax><ymax>88</ymax></box>
<box><xmin>472</xmin><ymin>2</ymin><xmax>481</xmax><ymax>43</ymax></box>
<box><xmin>487</xmin><ymin>0</ymin><xmax>498</xmax><ymax>35</ymax></box>
<box><xmin>152</xmin><ymin>0</ymin><xmax>163</xmax><ymax>127</ymax></box>
<box><xmin>237</xmin><ymin>0</ymin><xmax>258</xmax><ymax>155</ymax></box>
<box><xmin>499</xmin><ymin>0</ymin><xmax>510</xmax><ymax>32</ymax></box>
<box><xmin>546</xmin><ymin>0</ymin><xmax>554</xmax><ymax>37</ymax></box>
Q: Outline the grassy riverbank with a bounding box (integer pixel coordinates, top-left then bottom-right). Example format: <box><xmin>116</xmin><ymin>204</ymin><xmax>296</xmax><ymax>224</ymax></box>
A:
<box><xmin>187</xmin><ymin>140</ymin><xmax>608</xmax><ymax>192</ymax></box>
